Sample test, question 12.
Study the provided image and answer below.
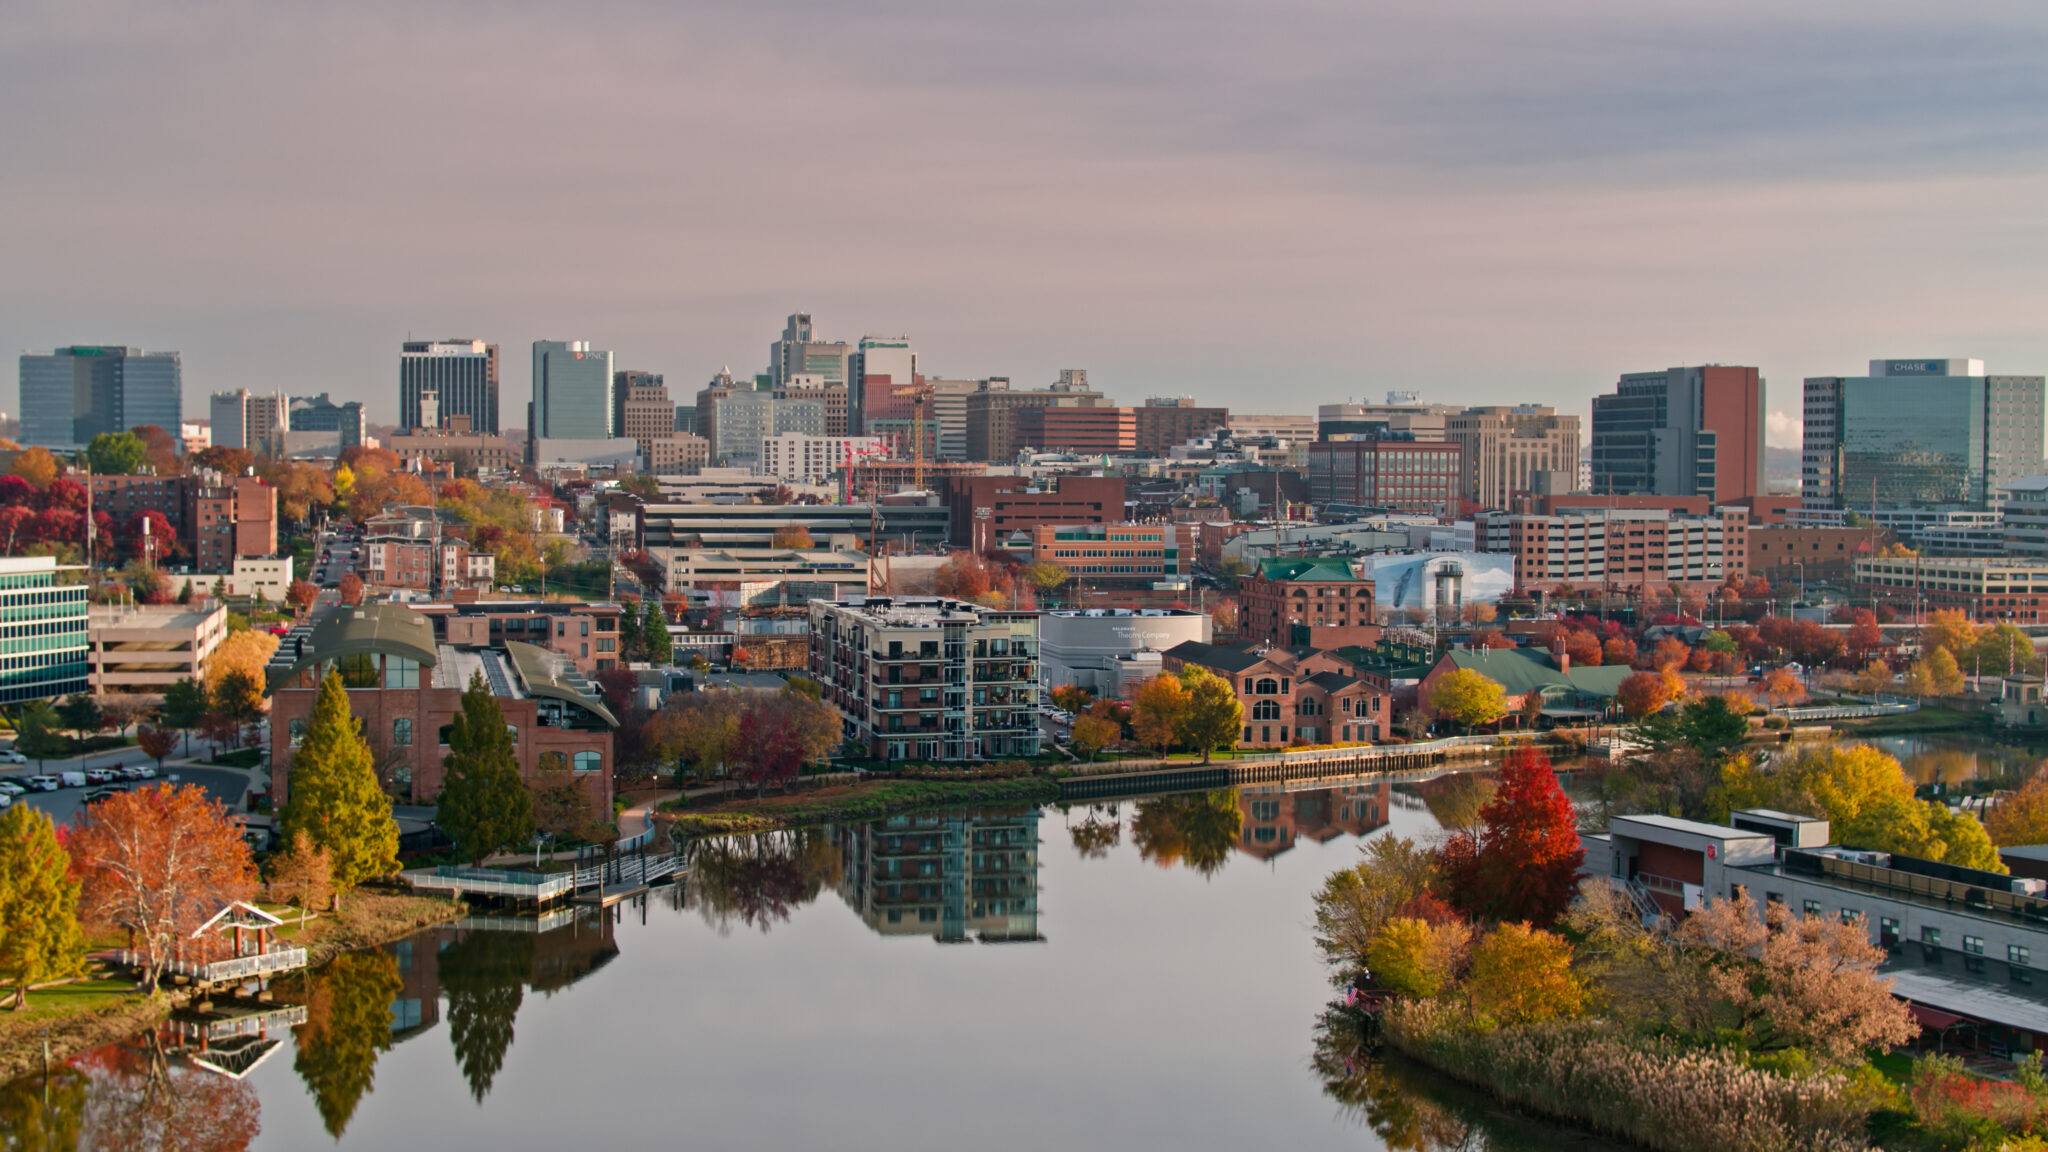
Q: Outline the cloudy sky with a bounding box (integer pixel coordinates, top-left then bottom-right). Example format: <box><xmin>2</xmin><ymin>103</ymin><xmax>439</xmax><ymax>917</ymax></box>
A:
<box><xmin>8</xmin><ymin>1</ymin><xmax>2048</xmax><ymax>443</ymax></box>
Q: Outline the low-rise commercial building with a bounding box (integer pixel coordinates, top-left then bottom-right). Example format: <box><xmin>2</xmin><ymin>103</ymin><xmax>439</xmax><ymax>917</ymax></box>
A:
<box><xmin>942</xmin><ymin>475</ymin><xmax>1125</xmax><ymax>553</ymax></box>
<box><xmin>1241</xmin><ymin>556</ymin><xmax>1380</xmax><ymax>650</ymax></box>
<box><xmin>1039</xmin><ymin>608</ymin><xmax>1212</xmax><ymax>695</ymax></box>
<box><xmin>1749</xmin><ymin>524</ymin><xmax>1890</xmax><ymax>586</ymax></box>
<box><xmin>1476</xmin><ymin>505</ymin><xmax>1748</xmax><ymax>595</ymax></box>
<box><xmin>1163</xmin><ymin>641</ymin><xmax>1391</xmax><ymax>748</ymax></box>
<box><xmin>652</xmin><ymin>547</ymin><xmax>872</xmax><ymax>600</ymax></box>
<box><xmin>407</xmin><ymin>600</ymin><xmax>626</xmax><ymax>675</ymax></box>
<box><xmin>637</xmin><ymin>500</ymin><xmax>949</xmax><ymax>551</ymax></box>
<box><xmin>1028</xmin><ymin>523</ymin><xmax>1194</xmax><ymax>586</ymax></box>
<box><xmin>385</xmin><ymin>430</ymin><xmax>522</xmax><ymax>475</ymax></box>
<box><xmin>0</xmin><ymin>557</ymin><xmax>90</xmax><ymax>707</ymax></box>
<box><xmin>89</xmin><ymin>603</ymin><xmax>227</xmax><ymax>699</ymax></box>
<box><xmin>1136</xmin><ymin>399</ymin><xmax>1230</xmax><ymax>456</ymax></box>
<box><xmin>1307</xmin><ymin>439</ymin><xmax>1464</xmax><ymax>516</ymax></box>
<box><xmin>1854</xmin><ymin>555</ymin><xmax>2048</xmax><ymax>623</ymax></box>
<box><xmin>267</xmin><ymin>603</ymin><xmax>617</xmax><ymax>809</ymax></box>
<box><xmin>809</xmin><ymin>596</ymin><xmax>1040</xmax><ymax>762</ymax></box>
<box><xmin>1015</xmin><ymin>406</ymin><xmax>1137</xmax><ymax>455</ymax></box>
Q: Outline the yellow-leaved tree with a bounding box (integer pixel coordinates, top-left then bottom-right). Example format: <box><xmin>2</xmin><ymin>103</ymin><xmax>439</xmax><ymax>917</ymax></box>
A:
<box><xmin>1427</xmin><ymin>668</ymin><xmax>1508</xmax><ymax>732</ymax></box>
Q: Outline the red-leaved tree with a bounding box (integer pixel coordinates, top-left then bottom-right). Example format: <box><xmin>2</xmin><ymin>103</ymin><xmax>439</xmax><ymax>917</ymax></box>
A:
<box><xmin>1438</xmin><ymin>747</ymin><xmax>1583</xmax><ymax>926</ymax></box>
<box><xmin>70</xmin><ymin>784</ymin><xmax>258</xmax><ymax>988</ymax></box>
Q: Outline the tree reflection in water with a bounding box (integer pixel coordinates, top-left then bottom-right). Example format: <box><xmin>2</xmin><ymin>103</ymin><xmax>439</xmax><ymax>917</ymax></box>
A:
<box><xmin>1066</xmin><ymin>802</ymin><xmax>1122</xmax><ymax>859</ymax></box>
<box><xmin>1311</xmin><ymin>1008</ymin><xmax>1620</xmax><ymax>1152</ymax></box>
<box><xmin>73</xmin><ymin>1034</ymin><xmax>262</xmax><ymax>1151</ymax></box>
<box><xmin>0</xmin><ymin>1063</ymin><xmax>87</xmax><ymax>1152</ymax></box>
<box><xmin>293</xmin><ymin>948</ymin><xmax>405</xmax><ymax>1137</ymax></box>
<box><xmin>683</xmin><ymin>828</ymin><xmax>840</xmax><ymax>934</ymax></box>
<box><xmin>441</xmin><ymin>929</ymin><xmax>536</xmax><ymax>1104</ymax></box>
<box><xmin>1130</xmin><ymin>790</ymin><xmax>1242</xmax><ymax>876</ymax></box>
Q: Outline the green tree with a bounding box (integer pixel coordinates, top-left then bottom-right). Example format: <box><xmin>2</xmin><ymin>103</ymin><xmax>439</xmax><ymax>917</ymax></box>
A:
<box><xmin>1425</xmin><ymin>668</ymin><xmax>1508</xmax><ymax>732</ymax></box>
<box><xmin>56</xmin><ymin>694</ymin><xmax>103</xmax><ymax>741</ymax></box>
<box><xmin>642</xmin><ymin>598</ymin><xmax>673</xmax><ymax>664</ymax></box>
<box><xmin>618</xmin><ymin>599</ymin><xmax>642</xmax><ymax>660</ymax></box>
<box><xmin>0</xmin><ymin>804</ymin><xmax>85</xmax><ymax>1008</ymax></box>
<box><xmin>293</xmin><ymin>948</ymin><xmax>404</xmax><ymax>1138</ymax></box>
<box><xmin>13</xmin><ymin>701</ymin><xmax>67</xmax><ymax>767</ymax></box>
<box><xmin>1024</xmin><ymin>561</ymin><xmax>1072</xmax><ymax>605</ymax></box>
<box><xmin>436</xmin><ymin>673</ymin><xmax>535</xmax><ymax>864</ymax></box>
<box><xmin>84</xmin><ymin>430</ymin><xmax>147</xmax><ymax>475</ymax></box>
<box><xmin>1638</xmin><ymin>694</ymin><xmax>1750</xmax><ymax>764</ymax></box>
<box><xmin>1175</xmin><ymin>665</ymin><xmax>1244</xmax><ymax>763</ymax></box>
<box><xmin>441</xmin><ymin>929</ymin><xmax>535</xmax><ymax>1103</ymax></box>
<box><xmin>276</xmin><ymin>670</ymin><xmax>400</xmax><ymax>905</ymax></box>
<box><xmin>1312</xmin><ymin>834</ymin><xmax>1440</xmax><ymax>979</ymax></box>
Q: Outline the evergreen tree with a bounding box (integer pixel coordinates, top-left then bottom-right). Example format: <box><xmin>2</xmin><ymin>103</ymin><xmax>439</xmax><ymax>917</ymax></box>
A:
<box><xmin>437</xmin><ymin>673</ymin><xmax>534</xmax><ymax>864</ymax></box>
<box><xmin>293</xmin><ymin>948</ymin><xmax>403</xmax><ymax>1138</ymax></box>
<box><xmin>0</xmin><ymin>804</ymin><xmax>85</xmax><ymax>1008</ymax></box>
<box><xmin>618</xmin><ymin>600</ymin><xmax>642</xmax><ymax>660</ymax></box>
<box><xmin>642</xmin><ymin>598</ymin><xmax>673</xmax><ymax>664</ymax></box>
<box><xmin>277</xmin><ymin>670</ymin><xmax>399</xmax><ymax>906</ymax></box>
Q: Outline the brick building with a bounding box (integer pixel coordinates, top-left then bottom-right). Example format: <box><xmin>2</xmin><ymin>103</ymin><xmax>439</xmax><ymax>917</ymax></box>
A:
<box><xmin>1854</xmin><ymin>556</ymin><xmax>2048</xmax><ymax>623</ymax></box>
<box><xmin>267</xmin><ymin>604</ymin><xmax>616</xmax><ymax>810</ymax></box>
<box><xmin>1476</xmin><ymin>506</ymin><xmax>1749</xmax><ymax>595</ymax></box>
<box><xmin>1163</xmin><ymin>641</ymin><xmax>1391</xmax><ymax>748</ymax></box>
<box><xmin>1136</xmin><ymin>400</ymin><xmax>1230</xmax><ymax>456</ymax></box>
<box><xmin>191</xmin><ymin>473</ymin><xmax>277</xmax><ymax>571</ymax></box>
<box><xmin>1240</xmin><ymin>556</ymin><xmax>1381</xmax><ymax>650</ymax></box>
<box><xmin>409</xmin><ymin>600</ymin><xmax>625</xmax><ymax>674</ymax></box>
<box><xmin>1307</xmin><ymin>439</ymin><xmax>1464</xmax><ymax>516</ymax></box>
<box><xmin>1750</xmin><ymin>524</ymin><xmax>1889</xmax><ymax>586</ymax></box>
<box><xmin>1029</xmin><ymin>522</ymin><xmax>1194</xmax><ymax>585</ymax></box>
<box><xmin>1014</xmin><ymin>406</ymin><xmax>1136</xmax><ymax>455</ymax></box>
<box><xmin>942</xmin><ymin>474</ymin><xmax>1126</xmax><ymax>553</ymax></box>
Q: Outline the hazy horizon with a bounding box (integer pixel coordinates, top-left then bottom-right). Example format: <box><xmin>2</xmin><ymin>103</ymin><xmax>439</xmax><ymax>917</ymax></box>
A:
<box><xmin>10</xmin><ymin>1</ymin><xmax>2048</xmax><ymax>448</ymax></box>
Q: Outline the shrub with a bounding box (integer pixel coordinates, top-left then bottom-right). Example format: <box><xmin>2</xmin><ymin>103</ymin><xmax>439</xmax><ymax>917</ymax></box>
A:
<box><xmin>1380</xmin><ymin>1001</ymin><xmax>1875</xmax><ymax>1152</ymax></box>
<box><xmin>1909</xmin><ymin>1053</ymin><xmax>2046</xmax><ymax>1147</ymax></box>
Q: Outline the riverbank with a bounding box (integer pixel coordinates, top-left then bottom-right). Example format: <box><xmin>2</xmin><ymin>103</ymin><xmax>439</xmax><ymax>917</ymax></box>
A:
<box><xmin>661</xmin><ymin>776</ymin><xmax>1061</xmax><ymax>835</ymax></box>
<box><xmin>1834</xmin><ymin>704</ymin><xmax>1988</xmax><ymax>738</ymax></box>
<box><xmin>0</xmin><ymin>889</ymin><xmax>464</xmax><ymax>1083</ymax></box>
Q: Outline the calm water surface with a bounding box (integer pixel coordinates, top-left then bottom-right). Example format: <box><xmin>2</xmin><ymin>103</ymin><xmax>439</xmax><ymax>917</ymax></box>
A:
<box><xmin>8</xmin><ymin>774</ymin><xmax>1634</xmax><ymax>1151</ymax></box>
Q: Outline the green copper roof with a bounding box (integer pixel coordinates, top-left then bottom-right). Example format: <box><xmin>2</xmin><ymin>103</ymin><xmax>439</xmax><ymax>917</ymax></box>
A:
<box><xmin>1441</xmin><ymin>648</ymin><xmax>1629</xmax><ymax>699</ymax></box>
<box><xmin>505</xmin><ymin>641</ymin><xmax>619</xmax><ymax>728</ymax></box>
<box><xmin>272</xmin><ymin>603</ymin><xmax>439</xmax><ymax>691</ymax></box>
<box><xmin>1257</xmin><ymin>556</ymin><xmax>1364</xmax><ymax>582</ymax></box>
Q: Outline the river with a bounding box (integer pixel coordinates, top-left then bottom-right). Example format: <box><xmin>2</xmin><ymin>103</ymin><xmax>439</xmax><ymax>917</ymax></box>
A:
<box><xmin>2</xmin><ymin>769</ymin><xmax>1646</xmax><ymax>1151</ymax></box>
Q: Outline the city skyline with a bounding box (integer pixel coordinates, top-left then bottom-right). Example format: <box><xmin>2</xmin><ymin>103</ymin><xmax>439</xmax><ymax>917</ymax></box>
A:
<box><xmin>9</xmin><ymin>3</ymin><xmax>2048</xmax><ymax>441</ymax></box>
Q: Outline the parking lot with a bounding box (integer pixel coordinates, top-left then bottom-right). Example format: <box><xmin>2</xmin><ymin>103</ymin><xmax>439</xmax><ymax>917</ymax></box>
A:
<box><xmin>1</xmin><ymin>764</ymin><xmax>259</xmax><ymax>824</ymax></box>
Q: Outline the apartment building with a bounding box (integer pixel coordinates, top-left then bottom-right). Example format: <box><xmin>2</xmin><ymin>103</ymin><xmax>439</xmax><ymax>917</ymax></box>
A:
<box><xmin>190</xmin><ymin>473</ymin><xmax>277</xmax><ymax>572</ymax></box>
<box><xmin>268</xmin><ymin>603</ymin><xmax>616</xmax><ymax>809</ymax></box>
<box><xmin>1136</xmin><ymin>399</ymin><xmax>1230</xmax><ymax>456</ymax></box>
<box><xmin>384</xmin><ymin>429</ymin><xmax>522</xmax><ymax>475</ymax></box>
<box><xmin>1014</xmin><ymin>406</ymin><xmax>1137</xmax><ymax>455</ymax></box>
<box><xmin>809</xmin><ymin>596</ymin><xmax>1041</xmax><ymax>762</ymax></box>
<box><xmin>1476</xmin><ymin>506</ymin><xmax>1749</xmax><ymax>594</ymax></box>
<box><xmin>1029</xmin><ymin>523</ymin><xmax>1194</xmax><ymax>586</ymax></box>
<box><xmin>88</xmin><ymin>603</ymin><xmax>227</xmax><ymax>699</ymax></box>
<box><xmin>361</xmin><ymin>508</ymin><xmax>494</xmax><ymax>595</ymax></box>
<box><xmin>1240</xmin><ymin>556</ymin><xmax>1380</xmax><ymax>650</ymax></box>
<box><xmin>759</xmin><ymin>433</ymin><xmax>890</xmax><ymax>487</ymax></box>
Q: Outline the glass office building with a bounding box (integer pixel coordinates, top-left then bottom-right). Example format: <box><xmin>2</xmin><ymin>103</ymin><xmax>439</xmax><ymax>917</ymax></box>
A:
<box><xmin>17</xmin><ymin>346</ymin><xmax>182</xmax><ymax>450</ymax></box>
<box><xmin>0</xmin><ymin>558</ymin><xmax>90</xmax><ymax>707</ymax></box>
<box><xmin>530</xmin><ymin>340</ymin><xmax>615</xmax><ymax>441</ymax></box>
<box><xmin>1804</xmin><ymin>359</ymin><xmax>2046</xmax><ymax>511</ymax></box>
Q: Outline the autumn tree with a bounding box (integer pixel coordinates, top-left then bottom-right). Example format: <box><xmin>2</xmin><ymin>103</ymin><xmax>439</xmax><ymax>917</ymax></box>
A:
<box><xmin>1600</xmin><ymin>635</ymin><xmax>1638</xmax><ymax>667</ymax></box>
<box><xmin>1130</xmin><ymin>673</ymin><xmax>1191</xmax><ymax>755</ymax></box>
<box><xmin>129</xmin><ymin>424</ymin><xmax>181</xmax><ymax>475</ymax></box>
<box><xmin>1850</xmin><ymin>659</ymin><xmax>1894</xmax><ymax>697</ymax></box>
<box><xmin>205</xmin><ymin>629</ymin><xmax>279</xmax><ymax>710</ymax></box>
<box><xmin>732</xmin><ymin>688</ymin><xmax>840</xmax><ymax>794</ymax></box>
<box><xmin>770</xmin><ymin>524</ymin><xmax>816</xmax><ymax>549</ymax></box>
<box><xmin>1674</xmin><ymin>892</ymin><xmax>1916</xmax><ymax>1064</ymax></box>
<box><xmin>1049</xmin><ymin>684</ymin><xmax>1092</xmax><ymax>714</ymax></box>
<box><xmin>1175</xmin><ymin>665</ymin><xmax>1243</xmax><ymax>763</ymax></box>
<box><xmin>1718</xmin><ymin>743</ymin><xmax>2002</xmax><ymax>870</ymax></box>
<box><xmin>1364</xmin><ymin>916</ymin><xmax>1471</xmax><ymax>999</ymax></box>
<box><xmin>1425</xmin><ymin>667</ymin><xmax>1508</xmax><ymax>732</ymax></box>
<box><xmin>1463</xmin><ymin>922</ymin><xmax>1585</xmax><ymax>1026</ymax></box>
<box><xmin>286</xmin><ymin>579</ymin><xmax>319</xmax><ymax>614</ymax></box>
<box><xmin>437</xmin><ymin>673</ymin><xmax>536</xmax><ymax>864</ymax></box>
<box><xmin>532</xmin><ymin>753</ymin><xmax>601</xmax><ymax>841</ymax></box>
<box><xmin>266</xmin><ymin>829</ymin><xmax>335</xmax><ymax>927</ymax></box>
<box><xmin>1759</xmin><ymin>667</ymin><xmax>1806</xmax><ymax>708</ymax></box>
<box><xmin>135</xmin><ymin>724</ymin><xmax>176</xmax><ymax>769</ymax></box>
<box><xmin>1210</xmin><ymin>598</ymin><xmax>1241</xmax><ymax>635</ymax></box>
<box><xmin>1023</xmin><ymin>561</ymin><xmax>1072</xmax><ymax>606</ymax></box>
<box><xmin>1560</xmin><ymin>629</ymin><xmax>1602</xmax><ymax>667</ymax></box>
<box><xmin>660</xmin><ymin>690</ymin><xmax>746</xmax><ymax>781</ymax></box>
<box><xmin>276</xmin><ymin>670</ymin><xmax>400</xmax><ymax>904</ymax></box>
<box><xmin>1438</xmin><ymin>747</ymin><xmax>1583</xmax><ymax>926</ymax></box>
<box><xmin>9</xmin><ymin>446</ymin><xmax>57</xmax><ymax>489</ymax></box>
<box><xmin>1913</xmin><ymin>645</ymin><xmax>1967</xmax><ymax>696</ymax></box>
<box><xmin>1922</xmin><ymin>609</ymin><xmax>1979</xmax><ymax>662</ymax></box>
<box><xmin>1989</xmin><ymin>770</ymin><xmax>2048</xmax><ymax>846</ymax></box>
<box><xmin>337</xmin><ymin>571</ymin><xmax>365</xmax><ymax>605</ymax></box>
<box><xmin>1616</xmin><ymin>671</ymin><xmax>1675</xmax><ymax>720</ymax></box>
<box><xmin>1312</xmin><ymin>834</ymin><xmax>1441</xmax><ymax>979</ymax></box>
<box><xmin>0</xmin><ymin>804</ymin><xmax>84</xmax><ymax>1008</ymax></box>
<box><xmin>1129</xmin><ymin>789</ymin><xmax>1242</xmax><ymax>876</ymax></box>
<box><xmin>1070</xmin><ymin>712</ymin><xmax>1120</xmax><ymax>760</ymax></box>
<box><xmin>71</xmin><ymin>784</ymin><xmax>257</xmax><ymax>987</ymax></box>
<box><xmin>934</xmin><ymin>552</ymin><xmax>994</xmax><ymax>600</ymax></box>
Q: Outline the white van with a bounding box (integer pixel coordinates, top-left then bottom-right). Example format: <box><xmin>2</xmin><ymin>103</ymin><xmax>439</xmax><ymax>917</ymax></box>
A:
<box><xmin>59</xmin><ymin>771</ymin><xmax>87</xmax><ymax>788</ymax></box>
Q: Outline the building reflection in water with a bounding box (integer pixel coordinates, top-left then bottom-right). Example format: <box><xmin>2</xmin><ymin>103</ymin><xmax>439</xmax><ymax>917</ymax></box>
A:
<box><xmin>834</xmin><ymin>811</ymin><xmax>1044</xmax><ymax>943</ymax></box>
<box><xmin>1237</xmin><ymin>779</ymin><xmax>1392</xmax><ymax>862</ymax></box>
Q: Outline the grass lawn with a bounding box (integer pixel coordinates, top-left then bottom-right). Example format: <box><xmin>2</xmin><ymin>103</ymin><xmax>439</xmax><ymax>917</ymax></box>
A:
<box><xmin>7</xmin><ymin>978</ymin><xmax>137</xmax><ymax>1023</ymax></box>
<box><xmin>0</xmin><ymin>976</ymin><xmax>166</xmax><ymax>1083</ymax></box>
<box><xmin>1839</xmin><ymin>705</ymin><xmax>1987</xmax><ymax>737</ymax></box>
<box><xmin>204</xmin><ymin>748</ymin><xmax>264</xmax><ymax>768</ymax></box>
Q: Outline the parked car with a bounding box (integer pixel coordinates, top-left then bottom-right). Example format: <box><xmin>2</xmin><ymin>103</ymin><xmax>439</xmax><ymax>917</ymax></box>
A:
<box><xmin>82</xmin><ymin>786</ymin><xmax>128</xmax><ymax>806</ymax></box>
<box><xmin>119</xmin><ymin>765</ymin><xmax>155</xmax><ymax>780</ymax></box>
<box><xmin>0</xmin><ymin>780</ymin><xmax>25</xmax><ymax>797</ymax></box>
<box><xmin>59</xmin><ymin>771</ymin><xmax>87</xmax><ymax>788</ymax></box>
<box><xmin>0</xmin><ymin>749</ymin><xmax>27</xmax><ymax>765</ymax></box>
<box><xmin>0</xmin><ymin>793</ymin><xmax>11</xmax><ymax>809</ymax></box>
<box><xmin>25</xmin><ymin>776</ymin><xmax>60</xmax><ymax>792</ymax></box>
<box><xmin>83</xmin><ymin>768</ymin><xmax>119</xmax><ymax>785</ymax></box>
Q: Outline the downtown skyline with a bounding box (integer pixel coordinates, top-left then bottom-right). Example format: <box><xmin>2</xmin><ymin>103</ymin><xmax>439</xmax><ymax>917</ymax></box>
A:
<box><xmin>9</xmin><ymin>2</ymin><xmax>2048</xmax><ymax>440</ymax></box>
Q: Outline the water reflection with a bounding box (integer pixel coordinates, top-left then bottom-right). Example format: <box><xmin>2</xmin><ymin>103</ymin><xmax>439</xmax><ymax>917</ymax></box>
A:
<box><xmin>441</xmin><ymin>930</ymin><xmax>532</xmax><ymax>1103</ymax></box>
<box><xmin>835</xmin><ymin>811</ymin><xmax>1042</xmax><ymax>942</ymax></box>
<box><xmin>77</xmin><ymin>1036</ymin><xmax>261</xmax><ymax>1151</ymax></box>
<box><xmin>1867</xmin><ymin>733</ymin><xmax>2048</xmax><ymax>790</ymax></box>
<box><xmin>684</xmin><ymin>828</ymin><xmax>843</xmax><ymax>934</ymax></box>
<box><xmin>293</xmin><ymin>950</ymin><xmax>403</xmax><ymax>1135</ymax></box>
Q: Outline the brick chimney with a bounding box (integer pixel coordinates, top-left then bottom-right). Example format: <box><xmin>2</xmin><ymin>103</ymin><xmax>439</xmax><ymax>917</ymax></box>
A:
<box><xmin>1552</xmin><ymin>636</ymin><xmax>1570</xmax><ymax>676</ymax></box>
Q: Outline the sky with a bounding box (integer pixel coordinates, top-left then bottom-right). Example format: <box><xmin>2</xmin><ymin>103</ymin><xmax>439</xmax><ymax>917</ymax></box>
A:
<box><xmin>7</xmin><ymin>1</ymin><xmax>2048</xmax><ymax>446</ymax></box>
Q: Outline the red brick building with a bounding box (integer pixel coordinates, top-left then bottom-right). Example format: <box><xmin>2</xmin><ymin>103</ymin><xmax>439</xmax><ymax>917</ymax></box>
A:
<box><xmin>1240</xmin><ymin>556</ymin><xmax>1381</xmax><ymax>650</ymax></box>
<box><xmin>1015</xmin><ymin>406</ymin><xmax>1137</xmax><ymax>454</ymax></box>
<box><xmin>1029</xmin><ymin>522</ymin><xmax>1194</xmax><ymax>585</ymax></box>
<box><xmin>410</xmin><ymin>600</ymin><xmax>626</xmax><ymax>674</ymax></box>
<box><xmin>191</xmin><ymin>474</ymin><xmax>277</xmax><ymax>571</ymax></box>
<box><xmin>1135</xmin><ymin>403</ymin><xmax>1229</xmax><ymax>456</ymax></box>
<box><xmin>1163</xmin><ymin>641</ymin><xmax>1391</xmax><ymax>748</ymax></box>
<box><xmin>942</xmin><ymin>474</ymin><xmax>1126</xmax><ymax>553</ymax></box>
<box><xmin>1307</xmin><ymin>440</ymin><xmax>1463</xmax><ymax>515</ymax></box>
<box><xmin>267</xmin><ymin>603</ymin><xmax>616</xmax><ymax>811</ymax></box>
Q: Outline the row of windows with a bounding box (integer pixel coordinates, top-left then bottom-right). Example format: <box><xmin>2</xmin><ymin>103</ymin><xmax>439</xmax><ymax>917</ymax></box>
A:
<box><xmin>289</xmin><ymin>715</ymin><xmax>602</xmax><ymax>772</ymax></box>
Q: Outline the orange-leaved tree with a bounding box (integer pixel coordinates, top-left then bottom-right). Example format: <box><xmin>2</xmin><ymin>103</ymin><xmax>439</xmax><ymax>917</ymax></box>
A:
<box><xmin>1438</xmin><ymin>747</ymin><xmax>1583</xmax><ymax>926</ymax></box>
<box><xmin>71</xmin><ymin>784</ymin><xmax>257</xmax><ymax>988</ymax></box>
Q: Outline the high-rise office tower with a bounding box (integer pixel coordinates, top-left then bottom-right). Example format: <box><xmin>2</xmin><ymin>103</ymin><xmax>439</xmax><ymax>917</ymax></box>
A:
<box><xmin>530</xmin><ymin>340</ymin><xmax>616</xmax><ymax>442</ymax></box>
<box><xmin>1802</xmin><ymin>358</ymin><xmax>2045</xmax><ymax>512</ymax></box>
<box><xmin>1445</xmin><ymin>405</ymin><xmax>1583</xmax><ymax>508</ymax></box>
<box><xmin>768</xmin><ymin>313</ymin><xmax>852</xmax><ymax>390</ymax></box>
<box><xmin>207</xmin><ymin>389</ymin><xmax>289</xmax><ymax>455</ymax></box>
<box><xmin>1590</xmin><ymin>365</ymin><xmax>1764</xmax><ymax>504</ymax></box>
<box><xmin>849</xmin><ymin>336</ymin><xmax>915</xmax><ymax>436</ymax></box>
<box><xmin>614</xmin><ymin>370</ymin><xmax>677</xmax><ymax>455</ymax></box>
<box><xmin>400</xmin><ymin>339</ymin><xmax>499</xmax><ymax>433</ymax></box>
<box><xmin>18</xmin><ymin>346</ymin><xmax>182</xmax><ymax>450</ymax></box>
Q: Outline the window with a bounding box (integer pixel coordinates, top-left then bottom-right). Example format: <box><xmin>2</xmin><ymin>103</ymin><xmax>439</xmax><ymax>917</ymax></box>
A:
<box><xmin>573</xmin><ymin>750</ymin><xmax>601</xmax><ymax>773</ymax></box>
<box><xmin>335</xmin><ymin>651</ymin><xmax>379</xmax><ymax>688</ymax></box>
<box><xmin>1252</xmin><ymin>700</ymin><xmax>1281</xmax><ymax>721</ymax></box>
<box><xmin>288</xmin><ymin>718</ymin><xmax>306</xmax><ymax>748</ymax></box>
<box><xmin>385</xmin><ymin>657</ymin><xmax>419</xmax><ymax>689</ymax></box>
<box><xmin>1253</xmin><ymin>677</ymin><xmax>1280</xmax><ymax>696</ymax></box>
<box><xmin>1839</xmin><ymin>908</ymin><xmax>1860</xmax><ymax>926</ymax></box>
<box><xmin>1964</xmin><ymin>935</ymin><xmax>1985</xmax><ymax>956</ymax></box>
<box><xmin>1802</xmin><ymin>900</ymin><xmax>1822</xmax><ymax>917</ymax></box>
<box><xmin>2013</xmin><ymin>945</ymin><xmax>2032</xmax><ymax>967</ymax></box>
<box><xmin>392</xmin><ymin>717</ymin><xmax>412</xmax><ymax>747</ymax></box>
